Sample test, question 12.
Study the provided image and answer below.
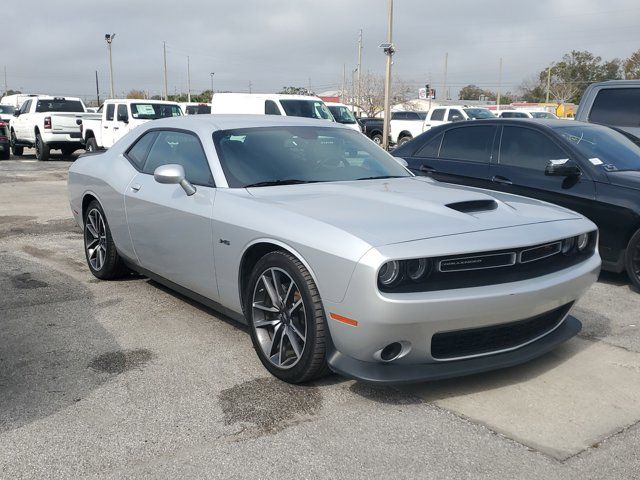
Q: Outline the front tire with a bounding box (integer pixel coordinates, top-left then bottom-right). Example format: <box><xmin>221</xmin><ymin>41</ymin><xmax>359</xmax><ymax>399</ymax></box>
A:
<box><xmin>86</xmin><ymin>137</ymin><xmax>98</xmax><ymax>152</ymax></box>
<box><xmin>371</xmin><ymin>133</ymin><xmax>383</xmax><ymax>145</ymax></box>
<box><xmin>83</xmin><ymin>200</ymin><xmax>128</xmax><ymax>280</ymax></box>
<box><xmin>246</xmin><ymin>251</ymin><xmax>329</xmax><ymax>383</ymax></box>
<box><xmin>35</xmin><ymin>133</ymin><xmax>50</xmax><ymax>161</ymax></box>
<box><xmin>625</xmin><ymin>229</ymin><xmax>640</xmax><ymax>291</ymax></box>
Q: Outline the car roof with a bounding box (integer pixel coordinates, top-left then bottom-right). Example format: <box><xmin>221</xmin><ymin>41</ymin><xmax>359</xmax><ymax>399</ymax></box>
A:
<box><xmin>104</xmin><ymin>99</ymin><xmax>180</xmax><ymax>105</ymax></box>
<box><xmin>139</xmin><ymin>114</ymin><xmax>347</xmax><ymax>132</ymax></box>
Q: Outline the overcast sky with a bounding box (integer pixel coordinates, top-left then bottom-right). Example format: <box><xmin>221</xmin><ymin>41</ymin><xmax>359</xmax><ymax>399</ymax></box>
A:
<box><xmin>2</xmin><ymin>0</ymin><xmax>639</xmax><ymax>101</ymax></box>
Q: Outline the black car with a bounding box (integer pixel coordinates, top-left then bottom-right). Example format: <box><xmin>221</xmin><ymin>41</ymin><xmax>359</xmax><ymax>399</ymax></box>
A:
<box><xmin>0</xmin><ymin>121</ymin><xmax>10</xmax><ymax>160</ymax></box>
<box><xmin>359</xmin><ymin>117</ymin><xmax>385</xmax><ymax>144</ymax></box>
<box><xmin>393</xmin><ymin>118</ymin><xmax>640</xmax><ymax>289</ymax></box>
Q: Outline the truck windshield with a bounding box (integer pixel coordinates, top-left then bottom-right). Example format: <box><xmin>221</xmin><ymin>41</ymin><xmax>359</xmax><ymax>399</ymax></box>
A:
<box><xmin>556</xmin><ymin>125</ymin><xmax>640</xmax><ymax>171</ymax></box>
<box><xmin>35</xmin><ymin>99</ymin><xmax>85</xmax><ymax>113</ymax></box>
<box><xmin>464</xmin><ymin>108</ymin><xmax>494</xmax><ymax>119</ymax></box>
<box><xmin>131</xmin><ymin>103</ymin><xmax>182</xmax><ymax>119</ymax></box>
<box><xmin>279</xmin><ymin>100</ymin><xmax>334</xmax><ymax>121</ymax></box>
<box><xmin>328</xmin><ymin>105</ymin><xmax>357</xmax><ymax>124</ymax></box>
<box><xmin>0</xmin><ymin>105</ymin><xmax>15</xmax><ymax>114</ymax></box>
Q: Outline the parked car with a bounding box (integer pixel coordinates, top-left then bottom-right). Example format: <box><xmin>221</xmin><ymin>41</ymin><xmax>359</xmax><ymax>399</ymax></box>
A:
<box><xmin>211</xmin><ymin>93</ymin><xmax>334</xmax><ymax>122</ymax></box>
<box><xmin>422</xmin><ymin>106</ymin><xmax>494</xmax><ymax>133</ymax></box>
<box><xmin>392</xmin><ymin>118</ymin><xmax>640</xmax><ymax>289</ymax></box>
<box><xmin>325</xmin><ymin>102</ymin><xmax>362</xmax><ymax>132</ymax></box>
<box><xmin>81</xmin><ymin>99</ymin><xmax>182</xmax><ymax>151</ymax></box>
<box><xmin>68</xmin><ymin>115</ymin><xmax>599</xmax><ymax>384</ymax></box>
<box><xmin>390</xmin><ymin>110</ymin><xmax>427</xmax><ymax>147</ymax></box>
<box><xmin>575</xmin><ymin>80</ymin><xmax>640</xmax><ymax>138</ymax></box>
<box><xmin>0</xmin><ymin>104</ymin><xmax>15</xmax><ymax>123</ymax></box>
<box><xmin>495</xmin><ymin>110</ymin><xmax>532</xmax><ymax>118</ymax></box>
<box><xmin>359</xmin><ymin>117</ymin><xmax>385</xmax><ymax>144</ymax></box>
<box><xmin>180</xmin><ymin>102</ymin><xmax>211</xmax><ymax>115</ymax></box>
<box><xmin>0</xmin><ymin>121</ymin><xmax>10</xmax><ymax>159</ymax></box>
<box><xmin>0</xmin><ymin>93</ymin><xmax>41</xmax><ymax>109</ymax></box>
<box><xmin>10</xmin><ymin>96</ymin><xmax>95</xmax><ymax>160</ymax></box>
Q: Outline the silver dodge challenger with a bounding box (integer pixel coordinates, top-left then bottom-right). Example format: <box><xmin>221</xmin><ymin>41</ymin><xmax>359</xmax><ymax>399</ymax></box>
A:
<box><xmin>68</xmin><ymin>115</ymin><xmax>601</xmax><ymax>384</ymax></box>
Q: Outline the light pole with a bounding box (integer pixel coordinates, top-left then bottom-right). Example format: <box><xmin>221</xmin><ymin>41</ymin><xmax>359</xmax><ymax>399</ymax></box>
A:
<box><xmin>105</xmin><ymin>33</ymin><xmax>116</xmax><ymax>99</ymax></box>
<box><xmin>381</xmin><ymin>0</ymin><xmax>394</xmax><ymax>151</ymax></box>
<box><xmin>545</xmin><ymin>65</ymin><xmax>552</xmax><ymax>104</ymax></box>
<box><xmin>210</xmin><ymin>72</ymin><xmax>215</xmax><ymax>96</ymax></box>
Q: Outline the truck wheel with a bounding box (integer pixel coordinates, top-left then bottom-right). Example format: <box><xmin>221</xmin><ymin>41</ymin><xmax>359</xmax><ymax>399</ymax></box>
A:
<box><xmin>397</xmin><ymin>135</ymin><xmax>412</xmax><ymax>147</ymax></box>
<box><xmin>86</xmin><ymin>137</ymin><xmax>98</xmax><ymax>152</ymax></box>
<box><xmin>11</xmin><ymin>130</ymin><xmax>23</xmax><ymax>156</ymax></box>
<box><xmin>371</xmin><ymin>133</ymin><xmax>383</xmax><ymax>145</ymax></box>
<box><xmin>35</xmin><ymin>133</ymin><xmax>50</xmax><ymax>161</ymax></box>
<box><xmin>625</xmin><ymin>229</ymin><xmax>640</xmax><ymax>291</ymax></box>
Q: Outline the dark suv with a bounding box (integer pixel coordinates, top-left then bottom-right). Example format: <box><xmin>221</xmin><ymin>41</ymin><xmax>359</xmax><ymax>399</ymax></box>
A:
<box><xmin>393</xmin><ymin>118</ymin><xmax>640</xmax><ymax>290</ymax></box>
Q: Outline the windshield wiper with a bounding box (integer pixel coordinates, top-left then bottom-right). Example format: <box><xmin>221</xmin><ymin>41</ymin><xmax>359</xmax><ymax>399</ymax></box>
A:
<box><xmin>244</xmin><ymin>179</ymin><xmax>314</xmax><ymax>188</ymax></box>
<box><xmin>356</xmin><ymin>175</ymin><xmax>405</xmax><ymax>181</ymax></box>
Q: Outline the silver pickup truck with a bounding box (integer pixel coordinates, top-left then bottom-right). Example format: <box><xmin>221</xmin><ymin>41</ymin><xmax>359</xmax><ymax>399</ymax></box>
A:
<box><xmin>10</xmin><ymin>96</ymin><xmax>99</xmax><ymax>160</ymax></box>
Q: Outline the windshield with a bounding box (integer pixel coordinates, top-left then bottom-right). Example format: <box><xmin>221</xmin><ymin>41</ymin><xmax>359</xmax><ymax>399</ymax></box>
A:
<box><xmin>531</xmin><ymin>111</ymin><xmax>556</xmax><ymax>119</ymax></box>
<box><xmin>0</xmin><ymin>105</ymin><xmax>15</xmax><ymax>114</ymax></box>
<box><xmin>35</xmin><ymin>99</ymin><xmax>85</xmax><ymax>113</ymax></box>
<box><xmin>279</xmin><ymin>100</ymin><xmax>334</xmax><ymax>121</ymax></box>
<box><xmin>131</xmin><ymin>103</ymin><xmax>182</xmax><ymax>120</ymax></box>
<box><xmin>556</xmin><ymin>125</ymin><xmax>640</xmax><ymax>171</ymax></box>
<box><xmin>464</xmin><ymin>108</ymin><xmax>494</xmax><ymax>119</ymax></box>
<box><xmin>328</xmin><ymin>105</ymin><xmax>357</xmax><ymax>124</ymax></box>
<box><xmin>213</xmin><ymin>126</ymin><xmax>411</xmax><ymax>187</ymax></box>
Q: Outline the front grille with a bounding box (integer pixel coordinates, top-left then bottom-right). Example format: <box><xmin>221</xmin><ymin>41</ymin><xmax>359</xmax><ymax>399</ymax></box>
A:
<box><xmin>431</xmin><ymin>304</ymin><xmax>572</xmax><ymax>360</ymax></box>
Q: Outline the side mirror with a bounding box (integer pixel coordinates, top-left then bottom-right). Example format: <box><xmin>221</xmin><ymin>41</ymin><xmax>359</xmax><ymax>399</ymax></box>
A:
<box><xmin>13</xmin><ymin>110</ymin><xmax>20</xmax><ymax>117</ymax></box>
<box><xmin>395</xmin><ymin>157</ymin><xmax>409</xmax><ymax>167</ymax></box>
<box><xmin>153</xmin><ymin>164</ymin><xmax>197</xmax><ymax>196</ymax></box>
<box><xmin>545</xmin><ymin>159</ymin><xmax>581</xmax><ymax>177</ymax></box>
<box><xmin>117</xmin><ymin>113</ymin><xmax>129</xmax><ymax>123</ymax></box>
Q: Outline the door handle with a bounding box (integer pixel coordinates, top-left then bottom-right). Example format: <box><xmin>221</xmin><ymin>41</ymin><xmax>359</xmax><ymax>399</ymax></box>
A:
<box><xmin>103</xmin><ymin>126</ymin><xmax>108</xmax><ymax>129</ymax></box>
<box><xmin>113</xmin><ymin>127</ymin><xmax>119</xmax><ymax>130</ymax></box>
<box><xmin>491</xmin><ymin>175</ymin><xmax>513</xmax><ymax>185</ymax></box>
<box><xmin>419</xmin><ymin>164</ymin><xmax>436</xmax><ymax>173</ymax></box>
<box><xmin>130</xmin><ymin>184</ymin><xmax>141</xmax><ymax>192</ymax></box>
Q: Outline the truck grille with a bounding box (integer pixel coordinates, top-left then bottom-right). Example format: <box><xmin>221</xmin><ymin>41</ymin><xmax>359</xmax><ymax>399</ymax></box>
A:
<box><xmin>430</xmin><ymin>304</ymin><xmax>572</xmax><ymax>360</ymax></box>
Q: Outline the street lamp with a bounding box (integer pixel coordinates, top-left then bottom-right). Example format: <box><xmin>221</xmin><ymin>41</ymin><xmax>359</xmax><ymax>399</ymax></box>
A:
<box><xmin>210</xmin><ymin>72</ymin><xmax>215</xmax><ymax>97</ymax></box>
<box><xmin>105</xmin><ymin>33</ymin><xmax>116</xmax><ymax>99</ymax></box>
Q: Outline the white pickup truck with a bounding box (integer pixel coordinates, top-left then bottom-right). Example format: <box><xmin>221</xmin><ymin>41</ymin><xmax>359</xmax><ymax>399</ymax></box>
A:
<box><xmin>10</xmin><ymin>96</ymin><xmax>97</xmax><ymax>160</ymax></box>
<box><xmin>390</xmin><ymin>111</ymin><xmax>428</xmax><ymax>147</ymax></box>
<box><xmin>81</xmin><ymin>99</ymin><xmax>183</xmax><ymax>151</ymax></box>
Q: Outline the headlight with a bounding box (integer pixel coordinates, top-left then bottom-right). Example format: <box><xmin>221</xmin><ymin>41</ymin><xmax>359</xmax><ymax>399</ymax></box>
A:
<box><xmin>577</xmin><ymin>233</ymin><xmax>589</xmax><ymax>251</ymax></box>
<box><xmin>378</xmin><ymin>260</ymin><xmax>402</xmax><ymax>287</ymax></box>
<box><xmin>406</xmin><ymin>258</ymin><xmax>431</xmax><ymax>281</ymax></box>
<box><xmin>561</xmin><ymin>237</ymin><xmax>575</xmax><ymax>255</ymax></box>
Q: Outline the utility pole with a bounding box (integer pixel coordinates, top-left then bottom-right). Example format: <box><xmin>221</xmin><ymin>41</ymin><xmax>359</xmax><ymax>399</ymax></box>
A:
<box><xmin>357</xmin><ymin>28</ymin><xmax>363</xmax><ymax>116</ymax></box>
<box><xmin>210</xmin><ymin>72</ymin><xmax>215</xmax><ymax>95</ymax></box>
<box><xmin>3</xmin><ymin>66</ymin><xmax>7</xmax><ymax>96</ymax></box>
<box><xmin>341</xmin><ymin>63</ymin><xmax>346</xmax><ymax>103</ymax></box>
<box><xmin>308</xmin><ymin>77</ymin><xmax>312</xmax><ymax>94</ymax></box>
<box><xmin>545</xmin><ymin>65</ymin><xmax>552</xmax><ymax>104</ymax></box>
<box><xmin>163</xmin><ymin>41</ymin><xmax>168</xmax><ymax>100</ymax></box>
<box><xmin>105</xmin><ymin>33</ymin><xmax>116</xmax><ymax>99</ymax></box>
<box><xmin>442</xmin><ymin>52</ymin><xmax>448</xmax><ymax>101</ymax></box>
<box><xmin>187</xmin><ymin>56</ymin><xmax>191</xmax><ymax>102</ymax></box>
<box><xmin>381</xmin><ymin>0</ymin><xmax>394</xmax><ymax>151</ymax></box>
<box><xmin>248</xmin><ymin>81</ymin><xmax>252</xmax><ymax>94</ymax></box>
<box><xmin>497</xmin><ymin>57</ymin><xmax>503</xmax><ymax>111</ymax></box>
<box><xmin>351</xmin><ymin>67</ymin><xmax>357</xmax><ymax>112</ymax></box>
<box><xmin>95</xmin><ymin>70</ymin><xmax>100</xmax><ymax>106</ymax></box>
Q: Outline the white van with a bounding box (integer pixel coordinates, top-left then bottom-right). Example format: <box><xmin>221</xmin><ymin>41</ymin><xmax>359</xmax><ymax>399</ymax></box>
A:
<box><xmin>211</xmin><ymin>93</ymin><xmax>334</xmax><ymax>122</ymax></box>
<box><xmin>325</xmin><ymin>102</ymin><xmax>362</xmax><ymax>132</ymax></box>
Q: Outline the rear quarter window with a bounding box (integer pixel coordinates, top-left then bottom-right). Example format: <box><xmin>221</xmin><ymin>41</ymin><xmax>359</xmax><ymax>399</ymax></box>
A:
<box><xmin>589</xmin><ymin>88</ymin><xmax>640</xmax><ymax>127</ymax></box>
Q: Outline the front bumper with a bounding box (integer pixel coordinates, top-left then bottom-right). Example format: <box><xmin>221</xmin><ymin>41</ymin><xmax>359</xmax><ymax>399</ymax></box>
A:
<box><xmin>328</xmin><ymin>315</ymin><xmax>581</xmax><ymax>384</ymax></box>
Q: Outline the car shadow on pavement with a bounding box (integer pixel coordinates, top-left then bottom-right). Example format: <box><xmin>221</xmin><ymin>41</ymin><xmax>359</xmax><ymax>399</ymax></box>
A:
<box><xmin>597</xmin><ymin>270</ymin><xmax>639</xmax><ymax>293</ymax></box>
<box><xmin>0</xmin><ymin>252</ymin><xmax>121</xmax><ymax>433</ymax></box>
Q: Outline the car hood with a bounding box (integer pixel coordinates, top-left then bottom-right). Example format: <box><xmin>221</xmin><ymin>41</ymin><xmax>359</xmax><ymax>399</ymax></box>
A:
<box><xmin>247</xmin><ymin>177</ymin><xmax>581</xmax><ymax>247</ymax></box>
<box><xmin>605</xmin><ymin>170</ymin><xmax>640</xmax><ymax>190</ymax></box>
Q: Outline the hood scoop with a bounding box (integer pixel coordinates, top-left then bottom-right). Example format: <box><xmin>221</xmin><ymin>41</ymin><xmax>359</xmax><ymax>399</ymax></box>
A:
<box><xmin>446</xmin><ymin>199</ymin><xmax>498</xmax><ymax>214</ymax></box>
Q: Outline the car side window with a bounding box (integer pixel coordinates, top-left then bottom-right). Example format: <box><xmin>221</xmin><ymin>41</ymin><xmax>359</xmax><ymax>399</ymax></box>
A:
<box><xmin>414</xmin><ymin>133</ymin><xmax>443</xmax><ymax>158</ymax></box>
<box><xmin>142</xmin><ymin>130</ymin><xmax>214</xmax><ymax>187</ymax></box>
<box><xmin>265</xmin><ymin>100</ymin><xmax>281</xmax><ymax>115</ymax></box>
<box><xmin>430</xmin><ymin>109</ymin><xmax>445</xmax><ymax>121</ymax></box>
<box><xmin>20</xmin><ymin>100</ymin><xmax>31</xmax><ymax>114</ymax></box>
<box><xmin>448</xmin><ymin>109</ymin><xmax>464</xmax><ymax>122</ymax></box>
<box><xmin>393</xmin><ymin>112</ymin><xmax>407</xmax><ymax>120</ymax></box>
<box><xmin>499</xmin><ymin>126</ymin><xmax>567</xmax><ymax>170</ymax></box>
<box><xmin>106</xmin><ymin>104</ymin><xmax>115</xmax><ymax>121</ymax></box>
<box><xmin>439</xmin><ymin>126</ymin><xmax>496</xmax><ymax>162</ymax></box>
<box><xmin>117</xmin><ymin>104</ymin><xmax>128</xmax><ymax>122</ymax></box>
<box><xmin>406</xmin><ymin>112</ymin><xmax>419</xmax><ymax>120</ymax></box>
<box><xmin>125</xmin><ymin>131</ymin><xmax>158</xmax><ymax>169</ymax></box>
<box><xmin>589</xmin><ymin>88</ymin><xmax>640</xmax><ymax>127</ymax></box>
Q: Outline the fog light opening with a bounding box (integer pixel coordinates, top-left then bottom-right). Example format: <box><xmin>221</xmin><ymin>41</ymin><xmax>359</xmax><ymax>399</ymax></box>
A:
<box><xmin>380</xmin><ymin>342</ymin><xmax>403</xmax><ymax>362</ymax></box>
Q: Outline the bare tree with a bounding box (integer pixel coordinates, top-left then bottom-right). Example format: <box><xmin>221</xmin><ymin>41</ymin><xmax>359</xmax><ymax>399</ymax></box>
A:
<box><xmin>352</xmin><ymin>72</ymin><xmax>416</xmax><ymax>117</ymax></box>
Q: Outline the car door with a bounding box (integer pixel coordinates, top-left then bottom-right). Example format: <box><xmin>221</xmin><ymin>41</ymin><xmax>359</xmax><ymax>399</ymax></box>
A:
<box><xmin>404</xmin><ymin>124</ymin><xmax>496</xmax><ymax>190</ymax></box>
<box><xmin>489</xmin><ymin>125</ymin><xmax>597</xmax><ymax>218</ymax></box>
<box><xmin>112</xmin><ymin>104</ymin><xmax>130</xmax><ymax>145</ymax></box>
<box><xmin>426</xmin><ymin>108</ymin><xmax>446</xmax><ymax>129</ymax></box>
<box><xmin>14</xmin><ymin>99</ymin><xmax>31</xmax><ymax>140</ymax></box>
<box><xmin>102</xmin><ymin>103</ymin><xmax>116</xmax><ymax>147</ymax></box>
<box><xmin>447</xmin><ymin>108</ymin><xmax>465</xmax><ymax>123</ymax></box>
<box><xmin>124</xmin><ymin>129</ymin><xmax>218</xmax><ymax>300</ymax></box>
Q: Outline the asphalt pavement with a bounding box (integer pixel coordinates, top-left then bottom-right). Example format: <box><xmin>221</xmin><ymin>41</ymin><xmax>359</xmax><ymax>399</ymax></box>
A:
<box><xmin>1</xmin><ymin>155</ymin><xmax>639</xmax><ymax>479</ymax></box>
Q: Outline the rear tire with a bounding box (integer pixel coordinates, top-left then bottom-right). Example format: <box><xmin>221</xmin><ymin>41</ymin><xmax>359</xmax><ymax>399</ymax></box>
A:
<box><xmin>86</xmin><ymin>137</ymin><xmax>98</xmax><ymax>152</ymax></box>
<box><xmin>397</xmin><ymin>135</ymin><xmax>412</xmax><ymax>147</ymax></box>
<box><xmin>35</xmin><ymin>133</ymin><xmax>50</xmax><ymax>161</ymax></box>
<box><xmin>625</xmin><ymin>229</ymin><xmax>640</xmax><ymax>291</ymax></box>
<box><xmin>11</xmin><ymin>130</ymin><xmax>23</xmax><ymax>156</ymax></box>
<box><xmin>83</xmin><ymin>200</ymin><xmax>128</xmax><ymax>280</ymax></box>
<box><xmin>246</xmin><ymin>250</ymin><xmax>330</xmax><ymax>383</ymax></box>
<box><xmin>372</xmin><ymin>133</ymin><xmax>383</xmax><ymax>145</ymax></box>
